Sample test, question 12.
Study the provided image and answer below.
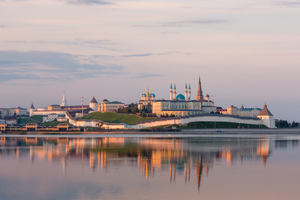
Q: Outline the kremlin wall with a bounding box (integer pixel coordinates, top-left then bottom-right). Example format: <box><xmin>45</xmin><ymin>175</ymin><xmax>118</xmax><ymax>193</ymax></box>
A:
<box><xmin>0</xmin><ymin>77</ymin><xmax>276</xmax><ymax>131</ymax></box>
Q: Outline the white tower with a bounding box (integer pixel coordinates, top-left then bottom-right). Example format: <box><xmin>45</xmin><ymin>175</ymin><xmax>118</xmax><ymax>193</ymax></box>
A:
<box><xmin>173</xmin><ymin>84</ymin><xmax>176</xmax><ymax>100</ymax></box>
<box><xmin>185</xmin><ymin>83</ymin><xmax>188</xmax><ymax>101</ymax></box>
<box><xmin>29</xmin><ymin>104</ymin><xmax>35</xmax><ymax>117</ymax></box>
<box><xmin>188</xmin><ymin>84</ymin><xmax>191</xmax><ymax>100</ymax></box>
<box><xmin>257</xmin><ymin>104</ymin><xmax>276</xmax><ymax>128</ymax></box>
<box><xmin>89</xmin><ymin>97</ymin><xmax>98</xmax><ymax>112</ymax></box>
<box><xmin>61</xmin><ymin>95</ymin><xmax>67</xmax><ymax>107</ymax></box>
<box><xmin>170</xmin><ymin>84</ymin><xmax>173</xmax><ymax>100</ymax></box>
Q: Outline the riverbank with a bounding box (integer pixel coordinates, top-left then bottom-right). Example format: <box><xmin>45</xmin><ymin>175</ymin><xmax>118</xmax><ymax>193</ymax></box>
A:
<box><xmin>1</xmin><ymin>128</ymin><xmax>300</xmax><ymax>136</ymax></box>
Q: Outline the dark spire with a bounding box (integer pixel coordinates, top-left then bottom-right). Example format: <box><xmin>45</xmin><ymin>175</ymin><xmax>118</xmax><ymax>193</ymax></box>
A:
<box><xmin>196</xmin><ymin>76</ymin><xmax>204</xmax><ymax>101</ymax></box>
<box><xmin>90</xmin><ymin>97</ymin><xmax>98</xmax><ymax>103</ymax></box>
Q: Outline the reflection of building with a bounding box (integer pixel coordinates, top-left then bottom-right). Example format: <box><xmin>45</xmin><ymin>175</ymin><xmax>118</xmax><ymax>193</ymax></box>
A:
<box><xmin>257</xmin><ymin>138</ymin><xmax>270</xmax><ymax>166</ymax></box>
<box><xmin>138</xmin><ymin>89</ymin><xmax>156</xmax><ymax>112</ymax></box>
<box><xmin>152</xmin><ymin>77</ymin><xmax>216</xmax><ymax>117</ymax></box>
<box><xmin>98</xmin><ymin>99</ymin><xmax>125</xmax><ymax>113</ymax></box>
<box><xmin>0</xmin><ymin>136</ymin><xmax>277</xmax><ymax>190</ymax></box>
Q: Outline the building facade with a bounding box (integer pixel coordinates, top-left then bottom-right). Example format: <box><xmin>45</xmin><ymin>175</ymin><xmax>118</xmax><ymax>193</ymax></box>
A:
<box><xmin>98</xmin><ymin>99</ymin><xmax>125</xmax><ymax>113</ymax></box>
<box><xmin>0</xmin><ymin>107</ymin><xmax>28</xmax><ymax>118</ymax></box>
<box><xmin>221</xmin><ymin>105</ymin><xmax>262</xmax><ymax>118</ymax></box>
<box><xmin>138</xmin><ymin>89</ymin><xmax>156</xmax><ymax>112</ymax></box>
<box><xmin>152</xmin><ymin>77</ymin><xmax>216</xmax><ymax>117</ymax></box>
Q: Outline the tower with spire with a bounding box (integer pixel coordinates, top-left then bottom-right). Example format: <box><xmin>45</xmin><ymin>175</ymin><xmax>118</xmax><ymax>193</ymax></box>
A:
<box><xmin>29</xmin><ymin>104</ymin><xmax>35</xmax><ymax>117</ymax></box>
<box><xmin>196</xmin><ymin>76</ymin><xmax>204</xmax><ymax>102</ymax></box>
<box><xmin>89</xmin><ymin>97</ymin><xmax>98</xmax><ymax>112</ymax></box>
<box><xmin>61</xmin><ymin>95</ymin><xmax>67</xmax><ymax>107</ymax></box>
<box><xmin>257</xmin><ymin>104</ymin><xmax>275</xmax><ymax>128</ymax></box>
<box><xmin>188</xmin><ymin>84</ymin><xmax>191</xmax><ymax>100</ymax></box>
<box><xmin>185</xmin><ymin>83</ymin><xmax>188</xmax><ymax>101</ymax></box>
<box><xmin>170</xmin><ymin>84</ymin><xmax>173</xmax><ymax>100</ymax></box>
<box><xmin>173</xmin><ymin>84</ymin><xmax>177</xmax><ymax>100</ymax></box>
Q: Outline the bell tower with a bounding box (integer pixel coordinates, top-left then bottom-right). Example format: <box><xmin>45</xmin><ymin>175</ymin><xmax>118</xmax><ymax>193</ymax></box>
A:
<box><xmin>196</xmin><ymin>77</ymin><xmax>204</xmax><ymax>101</ymax></box>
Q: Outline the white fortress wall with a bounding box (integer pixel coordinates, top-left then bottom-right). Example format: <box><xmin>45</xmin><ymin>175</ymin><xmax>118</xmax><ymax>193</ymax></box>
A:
<box><xmin>67</xmin><ymin>115</ymin><xmax>266</xmax><ymax>129</ymax></box>
<box><xmin>130</xmin><ymin>119</ymin><xmax>181</xmax><ymax>129</ymax></box>
<box><xmin>126</xmin><ymin>115</ymin><xmax>264</xmax><ymax>129</ymax></box>
<box><xmin>181</xmin><ymin>116</ymin><xmax>264</xmax><ymax>126</ymax></box>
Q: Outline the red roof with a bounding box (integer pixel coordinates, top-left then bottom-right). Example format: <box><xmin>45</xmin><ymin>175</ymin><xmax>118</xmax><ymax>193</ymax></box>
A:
<box><xmin>258</xmin><ymin>104</ymin><xmax>273</xmax><ymax>116</ymax></box>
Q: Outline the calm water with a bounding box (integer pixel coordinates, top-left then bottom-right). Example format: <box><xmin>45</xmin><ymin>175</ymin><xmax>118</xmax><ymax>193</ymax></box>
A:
<box><xmin>0</xmin><ymin>134</ymin><xmax>300</xmax><ymax>200</ymax></box>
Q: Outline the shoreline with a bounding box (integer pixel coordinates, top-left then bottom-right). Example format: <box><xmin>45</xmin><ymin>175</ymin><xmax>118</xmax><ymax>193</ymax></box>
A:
<box><xmin>1</xmin><ymin>128</ymin><xmax>300</xmax><ymax>136</ymax></box>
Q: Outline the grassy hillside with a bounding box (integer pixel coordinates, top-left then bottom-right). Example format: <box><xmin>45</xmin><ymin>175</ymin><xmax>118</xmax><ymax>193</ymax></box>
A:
<box><xmin>83</xmin><ymin>112</ymin><xmax>156</xmax><ymax>125</ymax></box>
<box><xmin>18</xmin><ymin>115</ymin><xmax>43</xmax><ymax>125</ymax></box>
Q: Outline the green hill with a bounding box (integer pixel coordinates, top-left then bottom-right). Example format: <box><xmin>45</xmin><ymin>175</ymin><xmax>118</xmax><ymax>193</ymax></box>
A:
<box><xmin>83</xmin><ymin>112</ymin><xmax>156</xmax><ymax>125</ymax></box>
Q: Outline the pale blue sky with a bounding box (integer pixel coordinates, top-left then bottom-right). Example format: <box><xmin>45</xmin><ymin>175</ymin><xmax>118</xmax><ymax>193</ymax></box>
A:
<box><xmin>0</xmin><ymin>0</ymin><xmax>300</xmax><ymax>121</ymax></box>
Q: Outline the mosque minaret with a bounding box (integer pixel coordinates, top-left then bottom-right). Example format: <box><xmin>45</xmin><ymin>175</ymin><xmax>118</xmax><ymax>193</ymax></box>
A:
<box><xmin>170</xmin><ymin>84</ymin><xmax>173</xmax><ymax>100</ymax></box>
<box><xmin>173</xmin><ymin>84</ymin><xmax>177</xmax><ymax>100</ymax></box>
<box><xmin>152</xmin><ymin>77</ymin><xmax>216</xmax><ymax>117</ymax></box>
<box><xmin>185</xmin><ymin>84</ymin><xmax>188</xmax><ymax>101</ymax></box>
<box><xmin>188</xmin><ymin>84</ymin><xmax>191</xmax><ymax>100</ymax></box>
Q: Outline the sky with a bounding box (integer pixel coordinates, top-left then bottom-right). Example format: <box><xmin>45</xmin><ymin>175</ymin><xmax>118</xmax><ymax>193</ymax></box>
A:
<box><xmin>0</xmin><ymin>0</ymin><xmax>300</xmax><ymax>121</ymax></box>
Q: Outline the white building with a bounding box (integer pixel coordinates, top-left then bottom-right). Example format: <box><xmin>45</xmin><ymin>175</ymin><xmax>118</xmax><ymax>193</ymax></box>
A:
<box><xmin>152</xmin><ymin>78</ymin><xmax>216</xmax><ymax>117</ymax></box>
<box><xmin>0</xmin><ymin>107</ymin><xmax>28</xmax><ymax>118</ymax></box>
<box><xmin>98</xmin><ymin>99</ymin><xmax>125</xmax><ymax>113</ymax></box>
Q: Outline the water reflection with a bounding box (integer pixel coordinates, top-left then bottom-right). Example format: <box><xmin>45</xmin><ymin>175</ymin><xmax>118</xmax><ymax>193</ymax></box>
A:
<box><xmin>0</xmin><ymin>135</ymin><xmax>299</xmax><ymax>200</ymax></box>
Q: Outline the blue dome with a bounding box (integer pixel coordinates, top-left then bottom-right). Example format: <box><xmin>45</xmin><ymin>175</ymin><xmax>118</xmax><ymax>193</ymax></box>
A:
<box><xmin>142</xmin><ymin>93</ymin><xmax>146</xmax><ymax>97</ymax></box>
<box><xmin>150</xmin><ymin>93</ymin><xmax>156</xmax><ymax>97</ymax></box>
<box><xmin>176</xmin><ymin>94</ymin><xmax>185</xmax><ymax>100</ymax></box>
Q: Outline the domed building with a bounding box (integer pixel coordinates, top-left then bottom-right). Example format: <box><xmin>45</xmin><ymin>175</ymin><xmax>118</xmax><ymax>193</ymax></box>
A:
<box><xmin>138</xmin><ymin>89</ymin><xmax>156</xmax><ymax>113</ymax></box>
<box><xmin>152</xmin><ymin>77</ymin><xmax>216</xmax><ymax>117</ymax></box>
<box><xmin>175</xmin><ymin>94</ymin><xmax>185</xmax><ymax>101</ymax></box>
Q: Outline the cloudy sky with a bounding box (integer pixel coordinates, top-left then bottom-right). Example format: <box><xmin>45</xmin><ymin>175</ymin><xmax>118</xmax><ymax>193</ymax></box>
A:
<box><xmin>0</xmin><ymin>0</ymin><xmax>300</xmax><ymax>120</ymax></box>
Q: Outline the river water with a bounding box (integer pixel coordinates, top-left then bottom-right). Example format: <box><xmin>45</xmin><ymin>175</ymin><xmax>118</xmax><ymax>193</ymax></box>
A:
<box><xmin>0</xmin><ymin>134</ymin><xmax>299</xmax><ymax>200</ymax></box>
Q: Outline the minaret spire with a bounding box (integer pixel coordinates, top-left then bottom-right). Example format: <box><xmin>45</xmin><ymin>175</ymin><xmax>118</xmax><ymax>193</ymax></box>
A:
<box><xmin>173</xmin><ymin>84</ymin><xmax>176</xmax><ymax>100</ymax></box>
<box><xmin>188</xmin><ymin>84</ymin><xmax>191</xmax><ymax>100</ymax></box>
<box><xmin>170</xmin><ymin>83</ymin><xmax>173</xmax><ymax>100</ymax></box>
<box><xmin>61</xmin><ymin>95</ymin><xmax>67</xmax><ymax>107</ymax></box>
<box><xmin>196</xmin><ymin>76</ymin><xmax>204</xmax><ymax>102</ymax></box>
<box><xmin>185</xmin><ymin>83</ymin><xmax>188</xmax><ymax>101</ymax></box>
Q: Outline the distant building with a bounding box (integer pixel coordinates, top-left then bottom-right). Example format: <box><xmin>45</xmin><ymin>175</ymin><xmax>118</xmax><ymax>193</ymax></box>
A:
<box><xmin>138</xmin><ymin>89</ymin><xmax>156</xmax><ymax>112</ymax></box>
<box><xmin>0</xmin><ymin>107</ymin><xmax>28</xmax><ymax>118</ymax></box>
<box><xmin>30</xmin><ymin>103</ymin><xmax>92</xmax><ymax>118</ymax></box>
<box><xmin>4</xmin><ymin>117</ymin><xmax>18</xmax><ymax>125</ymax></box>
<box><xmin>152</xmin><ymin>77</ymin><xmax>216</xmax><ymax>117</ymax></box>
<box><xmin>221</xmin><ymin>105</ymin><xmax>262</xmax><ymax>118</ymax></box>
<box><xmin>98</xmin><ymin>99</ymin><xmax>125</xmax><ymax>113</ymax></box>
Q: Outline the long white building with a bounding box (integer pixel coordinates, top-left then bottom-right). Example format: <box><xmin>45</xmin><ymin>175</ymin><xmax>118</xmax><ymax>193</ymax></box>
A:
<box><xmin>152</xmin><ymin>78</ymin><xmax>216</xmax><ymax>117</ymax></box>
